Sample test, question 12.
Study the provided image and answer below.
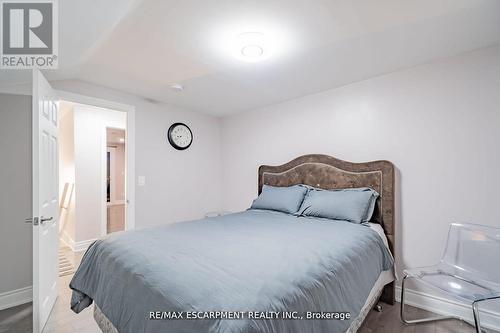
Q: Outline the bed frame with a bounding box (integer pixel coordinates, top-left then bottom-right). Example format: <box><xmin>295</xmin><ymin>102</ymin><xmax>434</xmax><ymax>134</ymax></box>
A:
<box><xmin>258</xmin><ymin>154</ymin><xmax>396</xmax><ymax>304</ymax></box>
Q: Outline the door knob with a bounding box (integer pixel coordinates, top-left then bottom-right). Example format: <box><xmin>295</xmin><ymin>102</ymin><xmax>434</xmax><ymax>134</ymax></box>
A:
<box><xmin>40</xmin><ymin>216</ymin><xmax>54</xmax><ymax>225</ymax></box>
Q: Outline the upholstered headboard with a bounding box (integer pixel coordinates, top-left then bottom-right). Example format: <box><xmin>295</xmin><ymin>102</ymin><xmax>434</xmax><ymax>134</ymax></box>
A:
<box><xmin>258</xmin><ymin>154</ymin><xmax>396</xmax><ymax>303</ymax></box>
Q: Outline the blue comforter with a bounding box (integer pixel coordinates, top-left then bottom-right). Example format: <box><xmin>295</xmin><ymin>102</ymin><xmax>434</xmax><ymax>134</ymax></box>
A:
<box><xmin>70</xmin><ymin>210</ymin><xmax>393</xmax><ymax>333</ymax></box>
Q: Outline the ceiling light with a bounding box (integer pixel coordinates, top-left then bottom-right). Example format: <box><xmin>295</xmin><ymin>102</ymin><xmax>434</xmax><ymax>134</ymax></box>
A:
<box><xmin>241</xmin><ymin>45</ymin><xmax>263</xmax><ymax>59</ymax></box>
<box><xmin>233</xmin><ymin>32</ymin><xmax>268</xmax><ymax>63</ymax></box>
<box><xmin>210</xmin><ymin>22</ymin><xmax>293</xmax><ymax>64</ymax></box>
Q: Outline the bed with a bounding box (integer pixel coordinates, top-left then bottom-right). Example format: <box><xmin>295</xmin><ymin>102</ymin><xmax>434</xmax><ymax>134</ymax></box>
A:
<box><xmin>70</xmin><ymin>154</ymin><xmax>396</xmax><ymax>333</ymax></box>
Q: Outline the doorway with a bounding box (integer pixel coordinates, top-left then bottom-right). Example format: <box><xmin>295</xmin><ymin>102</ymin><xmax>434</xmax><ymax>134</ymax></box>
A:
<box><xmin>106</xmin><ymin>128</ymin><xmax>126</xmax><ymax>233</ymax></box>
<box><xmin>58</xmin><ymin>102</ymin><xmax>129</xmax><ymax>263</ymax></box>
<box><xmin>25</xmin><ymin>70</ymin><xmax>136</xmax><ymax>333</ymax></box>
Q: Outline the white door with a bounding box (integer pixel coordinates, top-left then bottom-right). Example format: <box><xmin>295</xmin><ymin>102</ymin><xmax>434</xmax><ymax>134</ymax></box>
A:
<box><xmin>32</xmin><ymin>69</ymin><xmax>59</xmax><ymax>333</ymax></box>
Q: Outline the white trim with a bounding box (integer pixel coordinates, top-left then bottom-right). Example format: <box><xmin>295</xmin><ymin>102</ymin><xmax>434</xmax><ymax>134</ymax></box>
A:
<box><xmin>0</xmin><ymin>286</ymin><xmax>32</xmax><ymax>311</ymax></box>
<box><xmin>32</xmin><ymin>68</ymin><xmax>41</xmax><ymax>333</ymax></box>
<box><xmin>55</xmin><ymin>90</ymin><xmax>136</xmax><ymax>232</ymax></box>
<box><xmin>73</xmin><ymin>239</ymin><xmax>97</xmax><ymax>252</ymax></box>
<box><xmin>59</xmin><ymin>232</ymin><xmax>94</xmax><ymax>252</ymax></box>
<box><xmin>101</xmin><ymin>127</ymin><xmax>107</xmax><ymax>237</ymax></box>
<box><xmin>56</xmin><ymin>90</ymin><xmax>135</xmax><ymax>114</ymax></box>
<box><xmin>125</xmin><ymin>107</ymin><xmax>136</xmax><ymax>232</ymax></box>
<box><xmin>396</xmin><ymin>286</ymin><xmax>500</xmax><ymax>331</ymax></box>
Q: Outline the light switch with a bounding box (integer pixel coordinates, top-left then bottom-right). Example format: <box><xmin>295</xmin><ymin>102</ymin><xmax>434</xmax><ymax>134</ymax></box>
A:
<box><xmin>138</xmin><ymin>176</ymin><xmax>146</xmax><ymax>186</ymax></box>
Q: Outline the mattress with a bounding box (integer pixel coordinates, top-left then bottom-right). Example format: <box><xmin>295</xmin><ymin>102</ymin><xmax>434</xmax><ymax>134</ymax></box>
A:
<box><xmin>71</xmin><ymin>210</ymin><xmax>394</xmax><ymax>333</ymax></box>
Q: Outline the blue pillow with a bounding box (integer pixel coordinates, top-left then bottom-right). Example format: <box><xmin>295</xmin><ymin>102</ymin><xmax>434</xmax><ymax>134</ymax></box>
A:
<box><xmin>250</xmin><ymin>185</ymin><xmax>308</xmax><ymax>214</ymax></box>
<box><xmin>298</xmin><ymin>187</ymin><xmax>379</xmax><ymax>223</ymax></box>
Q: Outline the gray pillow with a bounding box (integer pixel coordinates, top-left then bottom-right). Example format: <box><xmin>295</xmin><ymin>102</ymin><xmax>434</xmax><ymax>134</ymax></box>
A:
<box><xmin>298</xmin><ymin>187</ymin><xmax>379</xmax><ymax>223</ymax></box>
<box><xmin>250</xmin><ymin>185</ymin><xmax>308</xmax><ymax>214</ymax></box>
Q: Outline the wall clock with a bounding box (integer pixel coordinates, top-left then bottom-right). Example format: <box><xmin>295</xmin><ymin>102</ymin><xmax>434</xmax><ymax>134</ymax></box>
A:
<box><xmin>167</xmin><ymin>123</ymin><xmax>193</xmax><ymax>150</ymax></box>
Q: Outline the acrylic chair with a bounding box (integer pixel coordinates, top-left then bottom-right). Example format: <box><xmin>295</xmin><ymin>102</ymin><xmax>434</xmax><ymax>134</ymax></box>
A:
<box><xmin>400</xmin><ymin>223</ymin><xmax>500</xmax><ymax>333</ymax></box>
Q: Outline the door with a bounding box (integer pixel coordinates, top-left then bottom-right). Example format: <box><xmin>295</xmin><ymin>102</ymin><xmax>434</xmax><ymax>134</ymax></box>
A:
<box><xmin>32</xmin><ymin>69</ymin><xmax>59</xmax><ymax>333</ymax></box>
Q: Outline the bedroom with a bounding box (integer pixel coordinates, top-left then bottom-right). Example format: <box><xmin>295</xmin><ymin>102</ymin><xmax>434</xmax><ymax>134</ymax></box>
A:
<box><xmin>0</xmin><ymin>1</ymin><xmax>499</xmax><ymax>333</ymax></box>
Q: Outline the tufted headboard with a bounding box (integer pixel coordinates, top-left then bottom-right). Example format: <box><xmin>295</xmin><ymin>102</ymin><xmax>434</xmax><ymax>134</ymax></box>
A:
<box><xmin>258</xmin><ymin>154</ymin><xmax>396</xmax><ymax>303</ymax></box>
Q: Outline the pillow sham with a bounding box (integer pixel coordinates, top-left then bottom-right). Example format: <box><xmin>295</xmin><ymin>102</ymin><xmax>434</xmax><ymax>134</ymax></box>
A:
<box><xmin>250</xmin><ymin>185</ymin><xmax>308</xmax><ymax>214</ymax></box>
<box><xmin>298</xmin><ymin>187</ymin><xmax>379</xmax><ymax>223</ymax></box>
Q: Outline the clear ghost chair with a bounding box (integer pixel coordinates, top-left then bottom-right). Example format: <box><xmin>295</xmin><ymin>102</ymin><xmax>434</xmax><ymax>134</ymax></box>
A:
<box><xmin>400</xmin><ymin>223</ymin><xmax>500</xmax><ymax>333</ymax></box>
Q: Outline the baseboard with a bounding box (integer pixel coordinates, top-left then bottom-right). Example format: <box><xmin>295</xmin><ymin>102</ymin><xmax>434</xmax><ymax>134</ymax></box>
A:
<box><xmin>59</xmin><ymin>231</ymin><xmax>95</xmax><ymax>252</ymax></box>
<box><xmin>73</xmin><ymin>238</ymin><xmax>96</xmax><ymax>252</ymax></box>
<box><xmin>396</xmin><ymin>286</ymin><xmax>500</xmax><ymax>331</ymax></box>
<box><xmin>0</xmin><ymin>286</ymin><xmax>32</xmax><ymax>311</ymax></box>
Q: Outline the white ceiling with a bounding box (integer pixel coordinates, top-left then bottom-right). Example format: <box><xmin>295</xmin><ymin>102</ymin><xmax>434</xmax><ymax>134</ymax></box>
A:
<box><xmin>2</xmin><ymin>0</ymin><xmax>500</xmax><ymax>116</ymax></box>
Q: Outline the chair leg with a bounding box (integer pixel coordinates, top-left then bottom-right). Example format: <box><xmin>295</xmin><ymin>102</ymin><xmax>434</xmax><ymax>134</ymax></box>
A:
<box><xmin>400</xmin><ymin>274</ymin><xmax>457</xmax><ymax>324</ymax></box>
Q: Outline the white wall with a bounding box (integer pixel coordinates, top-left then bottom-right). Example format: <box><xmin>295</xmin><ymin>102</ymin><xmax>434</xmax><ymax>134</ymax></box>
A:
<box><xmin>52</xmin><ymin>80</ymin><xmax>223</xmax><ymax>228</ymax></box>
<box><xmin>0</xmin><ymin>79</ymin><xmax>223</xmax><ymax>305</ymax></box>
<box><xmin>73</xmin><ymin>106</ymin><xmax>126</xmax><ymax>242</ymax></box>
<box><xmin>220</xmin><ymin>46</ymin><xmax>500</xmax><ymax>282</ymax></box>
<box><xmin>0</xmin><ymin>93</ymin><xmax>32</xmax><ymax>308</ymax></box>
<box><xmin>59</xmin><ymin>102</ymin><xmax>76</xmax><ymax>246</ymax></box>
<box><xmin>3</xmin><ymin>45</ymin><xmax>498</xmax><ymax>318</ymax></box>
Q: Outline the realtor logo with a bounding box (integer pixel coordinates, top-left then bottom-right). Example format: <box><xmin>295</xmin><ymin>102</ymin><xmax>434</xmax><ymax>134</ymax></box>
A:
<box><xmin>1</xmin><ymin>0</ymin><xmax>58</xmax><ymax>68</ymax></box>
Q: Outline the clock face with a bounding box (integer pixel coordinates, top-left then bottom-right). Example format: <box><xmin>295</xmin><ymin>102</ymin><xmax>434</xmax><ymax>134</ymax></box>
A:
<box><xmin>168</xmin><ymin>123</ymin><xmax>193</xmax><ymax>150</ymax></box>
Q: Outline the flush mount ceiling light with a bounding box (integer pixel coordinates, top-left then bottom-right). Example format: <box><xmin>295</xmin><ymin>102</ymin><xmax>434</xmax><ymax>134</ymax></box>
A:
<box><xmin>233</xmin><ymin>32</ymin><xmax>269</xmax><ymax>63</ymax></box>
<box><xmin>210</xmin><ymin>22</ymin><xmax>292</xmax><ymax>64</ymax></box>
<box><xmin>241</xmin><ymin>45</ymin><xmax>263</xmax><ymax>58</ymax></box>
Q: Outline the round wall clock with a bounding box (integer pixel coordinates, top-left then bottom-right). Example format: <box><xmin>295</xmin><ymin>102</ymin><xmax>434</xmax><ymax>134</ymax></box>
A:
<box><xmin>167</xmin><ymin>123</ymin><xmax>193</xmax><ymax>150</ymax></box>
